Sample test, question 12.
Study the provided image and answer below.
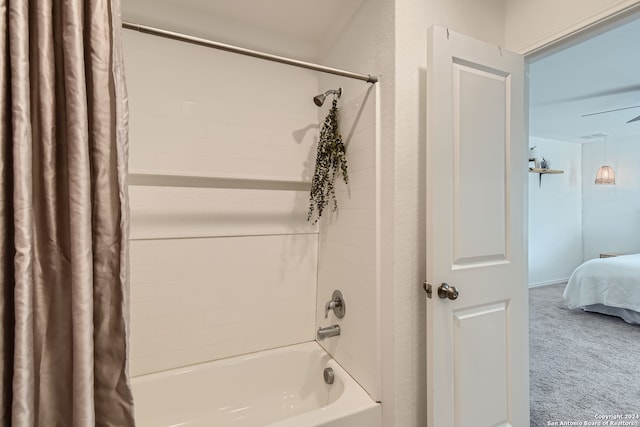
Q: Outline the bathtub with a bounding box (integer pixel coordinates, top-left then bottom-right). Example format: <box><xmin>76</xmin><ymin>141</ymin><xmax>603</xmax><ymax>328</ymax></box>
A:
<box><xmin>131</xmin><ymin>341</ymin><xmax>381</xmax><ymax>427</ymax></box>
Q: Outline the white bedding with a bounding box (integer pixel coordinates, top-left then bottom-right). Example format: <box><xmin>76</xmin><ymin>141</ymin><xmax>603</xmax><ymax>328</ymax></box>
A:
<box><xmin>563</xmin><ymin>254</ymin><xmax>640</xmax><ymax>324</ymax></box>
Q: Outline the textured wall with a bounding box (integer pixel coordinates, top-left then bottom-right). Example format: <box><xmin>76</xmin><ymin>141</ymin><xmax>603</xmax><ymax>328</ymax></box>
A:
<box><xmin>392</xmin><ymin>0</ymin><xmax>507</xmax><ymax>425</ymax></box>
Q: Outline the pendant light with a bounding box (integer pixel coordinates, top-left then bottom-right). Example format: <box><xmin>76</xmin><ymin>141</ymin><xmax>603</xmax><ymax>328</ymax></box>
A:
<box><xmin>595</xmin><ymin>136</ymin><xmax>615</xmax><ymax>185</ymax></box>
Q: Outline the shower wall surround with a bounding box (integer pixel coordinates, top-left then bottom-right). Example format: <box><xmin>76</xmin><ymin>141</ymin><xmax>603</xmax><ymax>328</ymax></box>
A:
<box><xmin>315</xmin><ymin>83</ymin><xmax>379</xmax><ymax>400</ymax></box>
<box><xmin>123</xmin><ymin>30</ymin><xmax>320</xmax><ymax>376</ymax></box>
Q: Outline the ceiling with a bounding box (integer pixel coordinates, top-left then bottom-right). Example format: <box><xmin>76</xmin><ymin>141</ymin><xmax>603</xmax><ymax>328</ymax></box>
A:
<box><xmin>529</xmin><ymin>15</ymin><xmax>640</xmax><ymax>144</ymax></box>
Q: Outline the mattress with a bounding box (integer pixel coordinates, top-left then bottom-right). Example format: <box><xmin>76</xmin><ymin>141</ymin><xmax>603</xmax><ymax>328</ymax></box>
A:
<box><xmin>563</xmin><ymin>253</ymin><xmax>640</xmax><ymax>324</ymax></box>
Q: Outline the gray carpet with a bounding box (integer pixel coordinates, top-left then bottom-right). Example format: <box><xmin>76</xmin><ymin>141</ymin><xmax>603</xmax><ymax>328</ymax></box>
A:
<box><xmin>529</xmin><ymin>283</ymin><xmax>640</xmax><ymax>426</ymax></box>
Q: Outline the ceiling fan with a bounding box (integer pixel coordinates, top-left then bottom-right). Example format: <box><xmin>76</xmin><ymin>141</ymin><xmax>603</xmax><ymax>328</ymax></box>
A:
<box><xmin>581</xmin><ymin>104</ymin><xmax>640</xmax><ymax>123</ymax></box>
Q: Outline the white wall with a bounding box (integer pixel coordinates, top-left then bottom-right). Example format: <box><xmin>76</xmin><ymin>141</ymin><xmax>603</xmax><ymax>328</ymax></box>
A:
<box><xmin>124</xmin><ymin>30</ymin><xmax>320</xmax><ymax>376</ymax></box>
<box><xmin>529</xmin><ymin>135</ymin><xmax>640</xmax><ymax>283</ymax></box>
<box><xmin>528</xmin><ymin>138</ymin><xmax>583</xmax><ymax>286</ymax></box>
<box><xmin>582</xmin><ymin>137</ymin><xmax>640</xmax><ymax>260</ymax></box>
<box><xmin>389</xmin><ymin>0</ymin><xmax>507</xmax><ymax>425</ymax></box>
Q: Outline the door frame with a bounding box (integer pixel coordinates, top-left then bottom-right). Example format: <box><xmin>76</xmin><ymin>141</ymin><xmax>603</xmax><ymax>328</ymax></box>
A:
<box><xmin>519</xmin><ymin>1</ymin><xmax>640</xmax><ymax>60</ymax></box>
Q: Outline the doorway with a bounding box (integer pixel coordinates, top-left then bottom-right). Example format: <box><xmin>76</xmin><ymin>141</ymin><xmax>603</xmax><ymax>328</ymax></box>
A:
<box><xmin>526</xmin><ymin>9</ymin><xmax>640</xmax><ymax>425</ymax></box>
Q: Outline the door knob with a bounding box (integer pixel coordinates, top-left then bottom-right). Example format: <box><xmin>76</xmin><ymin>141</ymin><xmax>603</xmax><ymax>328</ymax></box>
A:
<box><xmin>437</xmin><ymin>283</ymin><xmax>459</xmax><ymax>300</ymax></box>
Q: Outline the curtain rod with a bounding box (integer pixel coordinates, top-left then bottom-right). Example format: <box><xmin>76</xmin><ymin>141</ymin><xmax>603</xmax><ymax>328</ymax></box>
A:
<box><xmin>122</xmin><ymin>22</ymin><xmax>378</xmax><ymax>84</ymax></box>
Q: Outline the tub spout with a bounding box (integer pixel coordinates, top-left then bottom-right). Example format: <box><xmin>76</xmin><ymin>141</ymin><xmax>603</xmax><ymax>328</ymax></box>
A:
<box><xmin>317</xmin><ymin>324</ymin><xmax>340</xmax><ymax>341</ymax></box>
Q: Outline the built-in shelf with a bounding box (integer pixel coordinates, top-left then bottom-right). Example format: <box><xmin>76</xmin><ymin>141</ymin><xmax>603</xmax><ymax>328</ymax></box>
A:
<box><xmin>127</xmin><ymin>169</ymin><xmax>311</xmax><ymax>191</ymax></box>
<box><xmin>528</xmin><ymin>168</ymin><xmax>564</xmax><ymax>187</ymax></box>
<box><xmin>529</xmin><ymin>168</ymin><xmax>564</xmax><ymax>174</ymax></box>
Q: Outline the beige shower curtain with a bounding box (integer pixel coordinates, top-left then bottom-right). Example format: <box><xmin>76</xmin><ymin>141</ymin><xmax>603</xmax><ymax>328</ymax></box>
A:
<box><xmin>0</xmin><ymin>0</ymin><xmax>135</xmax><ymax>426</ymax></box>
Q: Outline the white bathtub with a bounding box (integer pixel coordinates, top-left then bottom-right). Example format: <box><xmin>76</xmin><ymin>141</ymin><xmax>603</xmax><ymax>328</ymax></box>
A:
<box><xmin>131</xmin><ymin>341</ymin><xmax>381</xmax><ymax>427</ymax></box>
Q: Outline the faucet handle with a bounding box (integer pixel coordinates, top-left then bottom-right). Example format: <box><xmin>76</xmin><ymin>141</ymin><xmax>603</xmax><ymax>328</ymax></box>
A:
<box><xmin>324</xmin><ymin>300</ymin><xmax>338</xmax><ymax>318</ymax></box>
<box><xmin>324</xmin><ymin>290</ymin><xmax>345</xmax><ymax>319</ymax></box>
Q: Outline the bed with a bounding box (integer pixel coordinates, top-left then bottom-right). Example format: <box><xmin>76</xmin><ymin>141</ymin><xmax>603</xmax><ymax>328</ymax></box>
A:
<box><xmin>563</xmin><ymin>253</ymin><xmax>640</xmax><ymax>325</ymax></box>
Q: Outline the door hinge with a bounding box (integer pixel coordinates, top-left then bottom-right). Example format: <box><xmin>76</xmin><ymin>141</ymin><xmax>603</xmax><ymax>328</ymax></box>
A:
<box><xmin>423</xmin><ymin>282</ymin><xmax>432</xmax><ymax>299</ymax></box>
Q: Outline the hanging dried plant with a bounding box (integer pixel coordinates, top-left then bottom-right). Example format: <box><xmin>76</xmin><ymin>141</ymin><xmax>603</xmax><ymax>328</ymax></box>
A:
<box><xmin>308</xmin><ymin>99</ymin><xmax>349</xmax><ymax>223</ymax></box>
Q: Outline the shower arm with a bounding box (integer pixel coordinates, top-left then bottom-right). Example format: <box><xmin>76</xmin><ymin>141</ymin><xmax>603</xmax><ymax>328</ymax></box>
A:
<box><xmin>323</xmin><ymin>88</ymin><xmax>342</xmax><ymax>98</ymax></box>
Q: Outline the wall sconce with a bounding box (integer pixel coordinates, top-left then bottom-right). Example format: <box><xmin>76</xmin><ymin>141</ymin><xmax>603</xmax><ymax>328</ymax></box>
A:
<box><xmin>595</xmin><ymin>137</ymin><xmax>615</xmax><ymax>185</ymax></box>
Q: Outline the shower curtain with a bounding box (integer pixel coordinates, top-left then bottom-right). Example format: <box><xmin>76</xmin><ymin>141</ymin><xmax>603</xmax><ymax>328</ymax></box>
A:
<box><xmin>0</xmin><ymin>0</ymin><xmax>135</xmax><ymax>426</ymax></box>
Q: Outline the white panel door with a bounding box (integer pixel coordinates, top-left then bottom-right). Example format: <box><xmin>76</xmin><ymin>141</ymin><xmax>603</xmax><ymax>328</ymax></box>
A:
<box><xmin>425</xmin><ymin>27</ymin><xmax>529</xmax><ymax>427</ymax></box>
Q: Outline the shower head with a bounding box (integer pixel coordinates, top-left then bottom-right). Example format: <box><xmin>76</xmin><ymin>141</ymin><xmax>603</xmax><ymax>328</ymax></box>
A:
<box><xmin>313</xmin><ymin>88</ymin><xmax>342</xmax><ymax>106</ymax></box>
<box><xmin>313</xmin><ymin>94</ymin><xmax>327</xmax><ymax>107</ymax></box>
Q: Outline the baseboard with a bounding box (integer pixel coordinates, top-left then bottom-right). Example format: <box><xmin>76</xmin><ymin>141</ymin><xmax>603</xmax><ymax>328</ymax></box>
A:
<box><xmin>528</xmin><ymin>279</ymin><xmax>568</xmax><ymax>289</ymax></box>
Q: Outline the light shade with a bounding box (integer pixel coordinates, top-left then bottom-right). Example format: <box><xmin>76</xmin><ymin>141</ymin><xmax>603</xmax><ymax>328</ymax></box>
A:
<box><xmin>595</xmin><ymin>165</ymin><xmax>615</xmax><ymax>184</ymax></box>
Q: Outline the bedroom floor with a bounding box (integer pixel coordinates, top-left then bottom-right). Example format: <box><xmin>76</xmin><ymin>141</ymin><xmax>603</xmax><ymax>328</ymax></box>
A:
<box><xmin>529</xmin><ymin>283</ymin><xmax>640</xmax><ymax>426</ymax></box>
